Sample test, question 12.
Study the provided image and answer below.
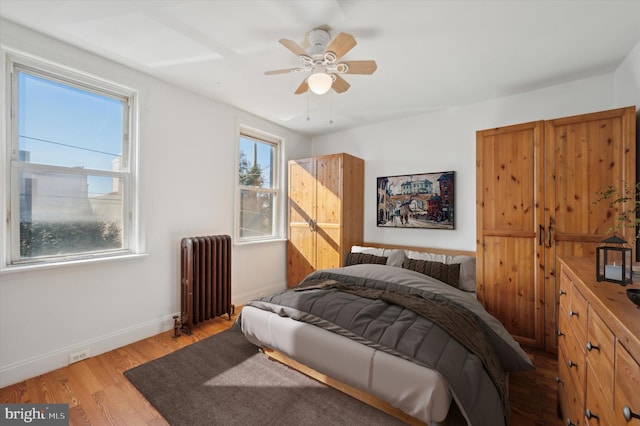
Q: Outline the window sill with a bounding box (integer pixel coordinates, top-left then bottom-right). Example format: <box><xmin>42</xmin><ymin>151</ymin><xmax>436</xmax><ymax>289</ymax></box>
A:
<box><xmin>0</xmin><ymin>252</ymin><xmax>149</xmax><ymax>275</ymax></box>
<box><xmin>234</xmin><ymin>237</ymin><xmax>287</xmax><ymax>247</ymax></box>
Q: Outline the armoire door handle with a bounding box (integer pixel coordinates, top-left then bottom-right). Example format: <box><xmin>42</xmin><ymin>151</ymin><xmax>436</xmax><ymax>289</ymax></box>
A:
<box><xmin>547</xmin><ymin>225</ymin><xmax>553</xmax><ymax>247</ymax></box>
<box><xmin>539</xmin><ymin>225</ymin><xmax>544</xmax><ymax>246</ymax></box>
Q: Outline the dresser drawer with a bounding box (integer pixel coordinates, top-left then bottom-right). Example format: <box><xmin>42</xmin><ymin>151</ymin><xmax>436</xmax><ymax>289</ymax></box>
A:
<box><xmin>568</xmin><ymin>282</ymin><xmax>587</xmax><ymax>348</ymax></box>
<box><xmin>558</xmin><ymin>347</ymin><xmax>584</xmax><ymax>426</ymax></box>
<box><xmin>585</xmin><ymin>305</ymin><xmax>614</xmax><ymax>406</ymax></box>
<box><xmin>558</xmin><ymin>304</ymin><xmax>570</xmax><ymax>346</ymax></box>
<box><xmin>562</xmin><ymin>331</ymin><xmax>586</xmax><ymax>396</ymax></box>
<box><xmin>614</xmin><ymin>344</ymin><xmax>640</xmax><ymax>425</ymax></box>
<box><xmin>559</xmin><ymin>270</ymin><xmax>571</xmax><ymax>309</ymax></box>
<box><xmin>585</xmin><ymin>362</ymin><xmax>616</xmax><ymax>425</ymax></box>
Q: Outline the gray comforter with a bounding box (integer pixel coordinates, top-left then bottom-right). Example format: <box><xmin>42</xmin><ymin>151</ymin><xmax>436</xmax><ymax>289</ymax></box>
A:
<box><xmin>246</xmin><ymin>264</ymin><xmax>534</xmax><ymax>426</ymax></box>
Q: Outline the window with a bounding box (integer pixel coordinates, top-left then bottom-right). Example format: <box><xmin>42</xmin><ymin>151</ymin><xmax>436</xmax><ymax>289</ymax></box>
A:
<box><xmin>236</xmin><ymin>126</ymin><xmax>282</xmax><ymax>243</ymax></box>
<box><xmin>5</xmin><ymin>55</ymin><xmax>138</xmax><ymax>266</ymax></box>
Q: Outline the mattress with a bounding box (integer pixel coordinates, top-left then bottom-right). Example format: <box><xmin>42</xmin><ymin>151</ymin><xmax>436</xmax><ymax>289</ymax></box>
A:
<box><xmin>240</xmin><ymin>305</ymin><xmax>452</xmax><ymax>424</ymax></box>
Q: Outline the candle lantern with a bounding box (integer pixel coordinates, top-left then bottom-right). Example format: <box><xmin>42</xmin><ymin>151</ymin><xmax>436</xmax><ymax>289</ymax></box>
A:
<box><xmin>596</xmin><ymin>235</ymin><xmax>632</xmax><ymax>285</ymax></box>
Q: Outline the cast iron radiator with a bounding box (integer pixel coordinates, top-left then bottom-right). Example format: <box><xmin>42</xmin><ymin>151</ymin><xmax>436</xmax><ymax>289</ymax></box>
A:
<box><xmin>176</xmin><ymin>234</ymin><xmax>234</xmax><ymax>336</ymax></box>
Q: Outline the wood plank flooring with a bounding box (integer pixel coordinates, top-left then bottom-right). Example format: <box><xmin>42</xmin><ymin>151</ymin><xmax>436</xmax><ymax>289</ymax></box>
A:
<box><xmin>0</xmin><ymin>309</ymin><xmax>563</xmax><ymax>425</ymax></box>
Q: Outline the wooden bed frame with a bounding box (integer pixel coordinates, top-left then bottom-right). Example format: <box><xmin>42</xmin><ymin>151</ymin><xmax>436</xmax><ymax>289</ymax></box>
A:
<box><xmin>262</xmin><ymin>242</ymin><xmax>476</xmax><ymax>426</ymax></box>
<box><xmin>361</xmin><ymin>242</ymin><xmax>476</xmax><ymax>257</ymax></box>
<box><xmin>262</xmin><ymin>347</ymin><xmax>426</xmax><ymax>425</ymax></box>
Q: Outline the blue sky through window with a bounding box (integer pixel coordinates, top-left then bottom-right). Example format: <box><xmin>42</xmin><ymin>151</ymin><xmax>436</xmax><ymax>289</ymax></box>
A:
<box><xmin>18</xmin><ymin>71</ymin><xmax>125</xmax><ymax>195</ymax></box>
<box><xmin>239</xmin><ymin>136</ymin><xmax>273</xmax><ymax>188</ymax></box>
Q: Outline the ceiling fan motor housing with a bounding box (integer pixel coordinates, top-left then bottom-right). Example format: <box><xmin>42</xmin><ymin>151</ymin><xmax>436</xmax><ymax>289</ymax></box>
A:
<box><xmin>307</xmin><ymin>29</ymin><xmax>331</xmax><ymax>56</ymax></box>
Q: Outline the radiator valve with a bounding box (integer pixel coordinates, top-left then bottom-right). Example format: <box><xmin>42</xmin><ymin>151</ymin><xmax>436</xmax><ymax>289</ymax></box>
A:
<box><xmin>172</xmin><ymin>315</ymin><xmax>181</xmax><ymax>338</ymax></box>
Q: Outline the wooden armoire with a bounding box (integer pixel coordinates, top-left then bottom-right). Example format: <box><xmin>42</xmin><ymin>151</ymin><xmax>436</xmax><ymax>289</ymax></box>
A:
<box><xmin>476</xmin><ymin>106</ymin><xmax>636</xmax><ymax>352</ymax></box>
<box><xmin>287</xmin><ymin>153</ymin><xmax>364</xmax><ymax>287</ymax></box>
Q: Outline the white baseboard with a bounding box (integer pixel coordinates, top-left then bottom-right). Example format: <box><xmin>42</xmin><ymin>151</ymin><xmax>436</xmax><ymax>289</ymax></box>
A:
<box><xmin>0</xmin><ymin>314</ymin><xmax>176</xmax><ymax>388</ymax></box>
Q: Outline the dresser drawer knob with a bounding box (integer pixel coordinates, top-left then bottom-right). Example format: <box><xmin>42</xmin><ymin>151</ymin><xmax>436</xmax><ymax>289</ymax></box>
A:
<box><xmin>566</xmin><ymin>419</ymin><xmax>577</xmax><ymax>426</ymax></box>
<box><xmin>559</xmin><ymin>289</ymin><xmax>567</xmax><ymax>296</ymax></box>
<box><xmin>557</xmin><ymin>330</ymin><xmax>565</xmax><ymax>337</ymax></box>
<box><xmin>585</xmin><ymin>408</ymin><xmax>599</xmax><ymax>420</ymax></box>
<box><xmin>569</xmin><ymin>309</ymin><xmax>579</xmax><ymax>317</ymax></box>
<box><xmin>586</xmin><ymin>341</ymin><xmax>600</xmax><ymax>352</ymax></box>
<box><xmin>623</xmin><ymin>405</ymin><xmax>640</xmax><ymax>421</ymax></box>
<box><xmin>555</xmin><ymin>376</ymin><xmax>564</xmax><ymax>385</ymax></box>
<box><xmin>567</xmin><ymin>359</ymin><xmax>577</xmax><ymax>368</ymax></box>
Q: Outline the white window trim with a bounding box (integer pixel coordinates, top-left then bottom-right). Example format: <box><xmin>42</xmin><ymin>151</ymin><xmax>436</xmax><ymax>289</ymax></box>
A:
<box><xmin>234</xmin><ymin>122</ymin><xmax>285</xmax><ymax>245</ymax></box>
<box><xmin>1</xmin><ymin>50</ymin><xmax>141</xmax><ymax>270</ymax></box>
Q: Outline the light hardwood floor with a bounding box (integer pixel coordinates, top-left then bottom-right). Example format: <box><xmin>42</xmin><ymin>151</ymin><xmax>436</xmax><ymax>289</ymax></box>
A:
<box><xmin>0</xmin><ymin>309</ymin><xmax>563</xmax><ymax>425</ymax></box>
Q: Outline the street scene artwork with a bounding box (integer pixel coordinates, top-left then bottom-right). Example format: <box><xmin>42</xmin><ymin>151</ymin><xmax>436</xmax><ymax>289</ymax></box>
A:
<box><xmin>377</xmin><ymin>171</ymin><xmax>454</xmax><ymax>229</ymax></box>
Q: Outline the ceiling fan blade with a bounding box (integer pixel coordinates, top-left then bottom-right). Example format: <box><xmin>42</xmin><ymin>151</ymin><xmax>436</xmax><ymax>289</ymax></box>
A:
<box><xmin>294</xmin><ymin>80</ymin><xmax>309</xmax><ymax>95</ymax></box>
<box><xmin>332</xmin><ymin>74</ymin><xmax>350</xmax><ymax>93</ymax></box>
<box><xmin>265</xmin><ymin>68</ymin><xmax>305</xmax><ymax>75</ymax></box>
<box><xmin>324</xmin><ymin>32</ymin><xmax>356</xmax><ymax>60</ymax></box>
<box><xmin>279</xmin><ymin>38</ymin><xmax>309</xmax><ymax>57</ymax></box>
<box><xmin>340</xmin><ymin>60</ymin><xmax>377</xmax><ymax>75</ymax></box>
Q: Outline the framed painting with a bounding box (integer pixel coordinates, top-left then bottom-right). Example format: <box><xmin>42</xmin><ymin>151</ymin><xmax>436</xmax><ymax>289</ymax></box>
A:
<box><xmin>377</xmin><ymin>171</ymin><xmax>454</xmax><ymax>229</ymax></box>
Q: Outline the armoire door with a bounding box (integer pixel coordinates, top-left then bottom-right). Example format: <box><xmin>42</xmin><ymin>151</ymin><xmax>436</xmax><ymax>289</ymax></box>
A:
<box><xmin>543</xmin><ymin>106</ymin><xmax>636</xmax><ymax>352</ymax></box>
<box><xmin>478</xmin><ymin>106</ymin><xmax>636</xmax><ymax>352</ymax></box>
<box><xmin>314</xmin><ymin>155</ymin><xmax>343</xmax><ymax>271</ymax></box>
<box><xmin>287</xmin><ymin>158</ymin><xmax>316</xmax><ymax>286</ymax></box>
<box><xmin>476</xmin><ymin>121</ymin><xmax>546</xmax><ymax>348</ymax></box>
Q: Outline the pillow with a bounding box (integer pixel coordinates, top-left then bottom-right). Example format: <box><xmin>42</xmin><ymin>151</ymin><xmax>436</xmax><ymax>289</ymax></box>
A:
<box><xmin>446</xmin><ymin>255</ymin><xmax>476</xmax><ymax>293</ymax></box>
<box><xmin>351</xmin><ymin>245</ymin><xmax>385</xmax><ymax>256</ymax></box>
<box><xmin>402</xmin><ymin>258</ymin><xmax>461</xmax><ymax>288</ymax></box>
<box><xmin>405</xmin><ymin>250</ymin><xmax>446</xmax><ymax>263</ymax></box>
<box><xmin>381</xmin><ymin>249</ymin><xmax>406</xmax><ymax>267</ymax></box>
<box><xmin>406</xmin><ymin>250</ymin><xmax>476</xmax><ymax>293</ymax></box>
<box><xmin>351</xmin><ymin>246</ymin><xmax>405</xmax><ymax>267</ymax></box>
<box><xmin>344</xmin><ymin>252</ymin><xmax>388</xmax><ymax>266</ymax></box>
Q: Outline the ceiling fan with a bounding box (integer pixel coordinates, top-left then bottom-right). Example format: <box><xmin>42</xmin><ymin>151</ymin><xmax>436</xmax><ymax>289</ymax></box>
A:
<box><xmin>265</xmin><ymin>28</ymin><xmax>377</xmax><ymax>95</ymax></box>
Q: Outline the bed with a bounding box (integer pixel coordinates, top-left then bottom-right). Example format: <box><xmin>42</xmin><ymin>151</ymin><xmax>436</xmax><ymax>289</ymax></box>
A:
<box><xmin>239</xmin><ymin>244</ymin><xmax>534</xmax><ymax>425</ymax></box>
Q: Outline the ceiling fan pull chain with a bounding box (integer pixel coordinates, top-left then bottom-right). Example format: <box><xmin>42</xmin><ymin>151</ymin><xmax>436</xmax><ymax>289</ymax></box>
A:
<box><xmin>306</xmin><ymin>90</ymin><xmax>310</xmax><ymax>121</ymax></box>
<box><xmin>329</xmin><ymin>91</ymin><xmax>334</xmax><ymax>124</ymax></box>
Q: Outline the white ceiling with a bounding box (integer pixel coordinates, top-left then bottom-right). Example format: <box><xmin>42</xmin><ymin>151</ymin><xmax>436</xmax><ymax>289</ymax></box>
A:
<box><xmin>1</xmin><ymin>0</ymin><xmax>640</xmax><ymax>136</ymax></box>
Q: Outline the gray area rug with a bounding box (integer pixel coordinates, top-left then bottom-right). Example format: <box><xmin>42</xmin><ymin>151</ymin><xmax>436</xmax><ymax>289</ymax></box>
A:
<box><xmin>124</xmin><ymin>325</ymin><xmax>406</xmax><ymax>425</ymax></box>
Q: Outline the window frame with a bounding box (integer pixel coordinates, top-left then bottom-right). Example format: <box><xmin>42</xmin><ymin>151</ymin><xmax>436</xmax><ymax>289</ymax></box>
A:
<box><xmin>3</xmin><ymin>52</ymin><xmax>140</xmax><ymax>268</ymax></box>
<box><xmin>235</xmin><ymin>123</ymin><xmax>284</xmax><ymax>244</ymax></box>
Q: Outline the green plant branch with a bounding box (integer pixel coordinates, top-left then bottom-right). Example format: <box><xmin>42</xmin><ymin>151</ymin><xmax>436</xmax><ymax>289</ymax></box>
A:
<box><xmin>594</xmin><ymin>181</ymin><xmax>640</xmax><ymax>241</ymax></box>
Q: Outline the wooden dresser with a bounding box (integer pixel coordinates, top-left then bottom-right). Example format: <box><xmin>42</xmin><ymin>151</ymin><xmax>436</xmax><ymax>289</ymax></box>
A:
<box><xmin>557</xmin><ymin>256</ymin><xmax>640</xmax><ymax>425</ymax></box>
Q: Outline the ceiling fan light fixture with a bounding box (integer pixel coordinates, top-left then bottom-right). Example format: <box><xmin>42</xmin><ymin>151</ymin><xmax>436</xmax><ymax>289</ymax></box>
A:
<box><xmin>307</xmin><ymin>72</ymin><xmax>333</xmax><ymax>95</ymax></box>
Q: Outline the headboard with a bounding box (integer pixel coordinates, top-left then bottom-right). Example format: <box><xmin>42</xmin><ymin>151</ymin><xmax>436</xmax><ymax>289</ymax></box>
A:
<box><xmin>362</xmin><ymin>242</ymin><xmax>475</xmax><ymax>257</ymax></box>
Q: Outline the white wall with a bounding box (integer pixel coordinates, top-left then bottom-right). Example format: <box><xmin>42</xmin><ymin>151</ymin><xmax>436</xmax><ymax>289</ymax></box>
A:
<box><xmin>615</xmin><ymin>39</ymin><xmax>640</xmax><ymax>110</ymax></box>
<box><xmin>312</xmin><ymin>69</ymin><xmax>639</xmax><ymax>251</ymax></box>
<box><xmin>0</xmin><ymin>20</ymin><xmax>312</xmax><ymax>387</ymax></box>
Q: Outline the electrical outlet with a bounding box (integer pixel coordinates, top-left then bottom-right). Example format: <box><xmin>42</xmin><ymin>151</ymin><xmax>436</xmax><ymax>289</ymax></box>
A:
<box><xmin>69</xmin><ymin>349</ymin><xmax>90</xmax><ymax>364</ymax></box>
